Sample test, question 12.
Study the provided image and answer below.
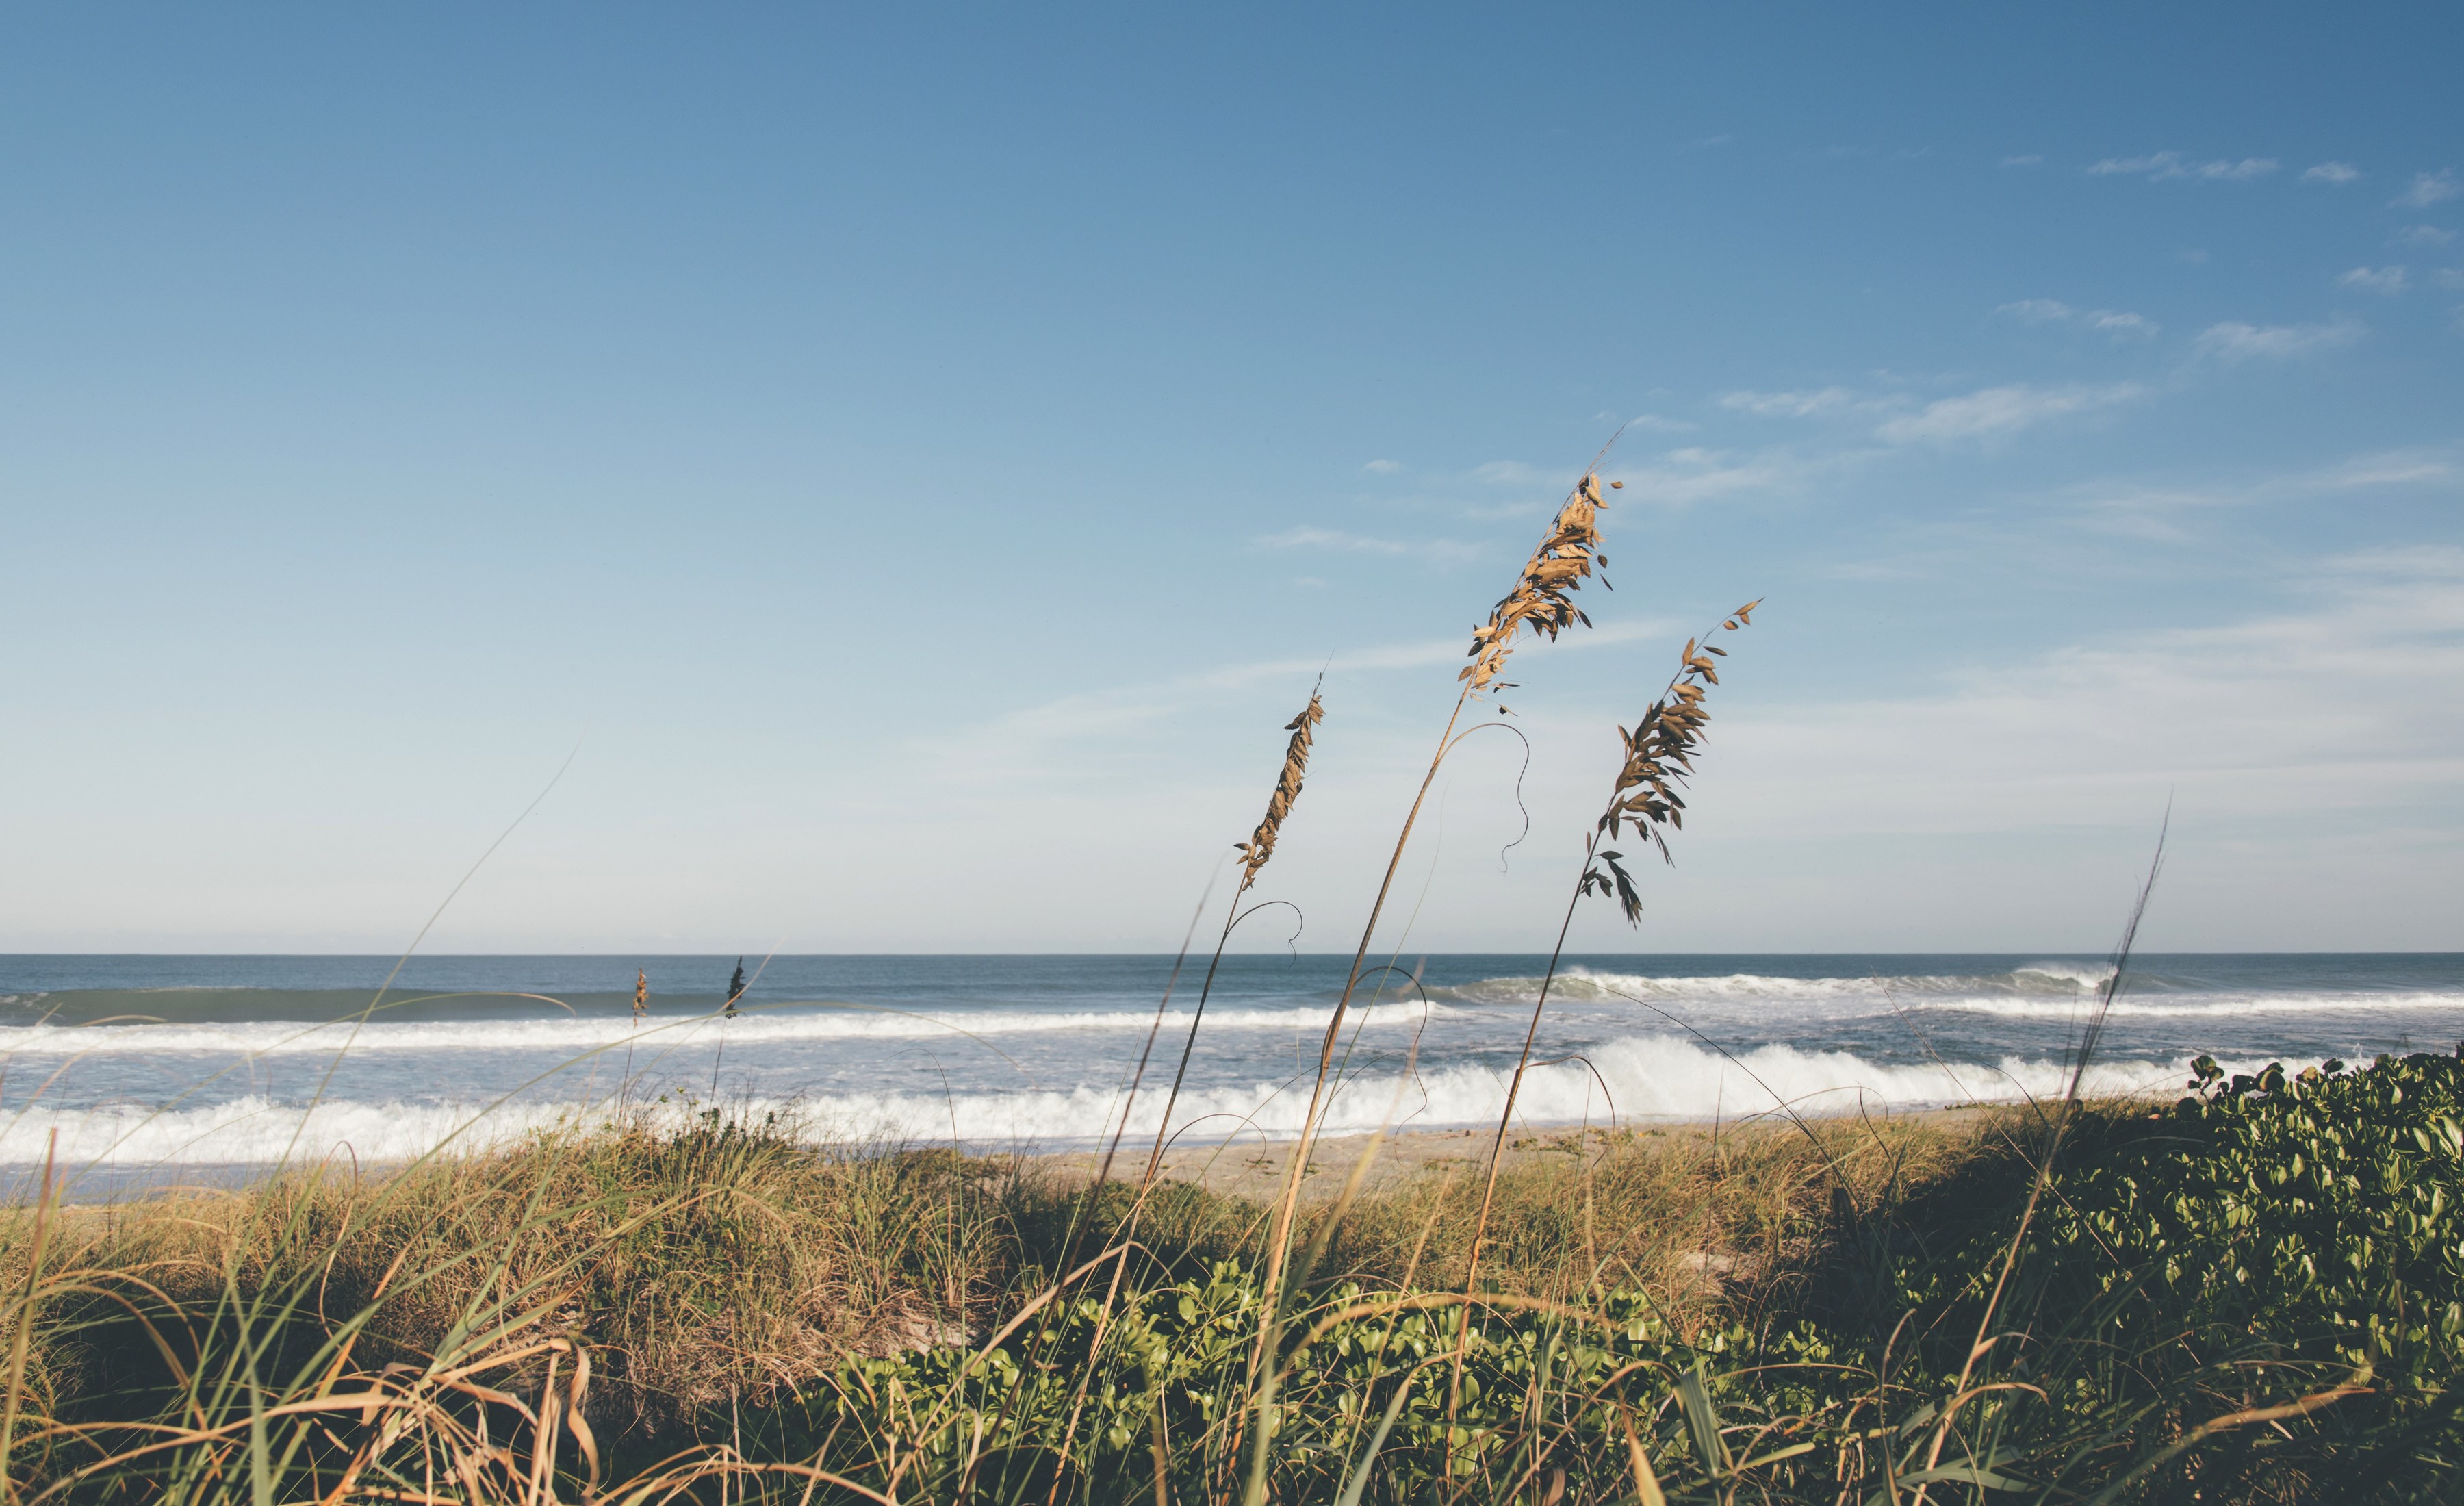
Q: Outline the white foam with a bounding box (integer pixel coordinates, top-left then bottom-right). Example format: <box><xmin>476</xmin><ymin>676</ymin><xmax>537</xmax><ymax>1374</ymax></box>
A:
<box><xmin>2010</xmin><ymin>961</ymin><xmax>2120</xmax><ymax>991</ymax></box>
<box><xmin>0</xmin><ymin>1032</ymin><xmax>2244</xmax><ymax>1167</ymax></box>
<box><xmin>1430</xmin><ymin>967</ymin><xmax>2115</xmax><ymax>1006</ymax></box>
<box><xmin>0</xmin><ymin>999</ymin><xmax>1437</xmax><ymax>1060</ymax></box>
<box><xmin>1912</xmin><ymin>991</ymin><xmax>2464</xmax><ymax>1021</ymax></box>
<box><xmin>0</xmin><ymin>1095</ymin><xmax>597</xmax><ymax>1170</ymax></box>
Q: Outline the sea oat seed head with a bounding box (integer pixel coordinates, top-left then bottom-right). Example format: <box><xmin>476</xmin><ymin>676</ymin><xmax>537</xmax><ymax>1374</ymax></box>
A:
<box><xmin>1581</xmin><ymin>602</ymin><xmax>1760</xmax><ymax>921</ymax></box>
<box><xmin>1460</xmin><ymin>472</ymin><xmax>1608</xmax><ymax>692</ymax></box>
<box><xmin>1233</xmin><ymin>690</ymin><xmax>1325</xmax><ymax>887</ymax></box>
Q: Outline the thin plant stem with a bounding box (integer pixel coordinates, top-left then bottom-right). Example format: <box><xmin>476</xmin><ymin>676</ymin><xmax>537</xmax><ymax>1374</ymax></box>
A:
<box><xmin>1242</xmin><ymin>460</ymin><xmax>1619</xmax><ymax>1506</ymax></box>
<box><xmin>0</xmin><ymin>1130</ymin><xmax>58</xmax><ymax>1500</ymax></box>
<box><xmin>1910</xmin><ymin>811</ymin><xmax>2167</xmax><ymax>1502</ymax></box>
<box><xmin>1440</xmin><ymin>608</ymin><xmax>1758</xmax><ymax>1464</ymax></box>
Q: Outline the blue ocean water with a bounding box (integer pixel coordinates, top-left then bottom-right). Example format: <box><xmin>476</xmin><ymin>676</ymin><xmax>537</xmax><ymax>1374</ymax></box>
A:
<box><xmin>3</xmin><ymin>954</ymin><xmax>2459</xmax><ymax>1180</ymax></box>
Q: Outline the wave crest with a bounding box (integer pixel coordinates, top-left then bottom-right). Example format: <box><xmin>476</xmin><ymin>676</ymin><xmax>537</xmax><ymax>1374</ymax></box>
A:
<box><xmin>1</xmin><ymin>1032</ymin><xmax>2247</xmax><ymax>1166</ymax></box>
<box><xmin>0</xmin><ymin>999</ymin><xmax>1438</xmax><ymax>1059</ymax></box>
<box><xmin>1428</xmin><ymin>965</ymin><xmax>2116</xmax><ymax>1006</ymax></box>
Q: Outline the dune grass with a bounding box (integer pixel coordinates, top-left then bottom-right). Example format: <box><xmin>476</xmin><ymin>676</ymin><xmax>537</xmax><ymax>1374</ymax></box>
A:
<box><xmin>0</xmin><ymin>1100</ymin><xmax>2014</xmax><ymax>1501</ymax></box>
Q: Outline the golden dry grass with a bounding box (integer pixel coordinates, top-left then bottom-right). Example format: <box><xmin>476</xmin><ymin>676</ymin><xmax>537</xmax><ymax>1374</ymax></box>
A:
<box><xmin>3</xmin><ymin>1106</ymin><xmax>2018</xmax><ymax>1457</ymax></box>
<box><xmin>15</xmin><ymin>1119</ymin><xmax>1014</xmax><ymax>1440</ymax></box>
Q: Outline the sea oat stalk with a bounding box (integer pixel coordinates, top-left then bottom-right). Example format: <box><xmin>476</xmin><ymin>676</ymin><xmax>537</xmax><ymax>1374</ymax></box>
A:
<box><xmin>1242</xmin><ymin>465</ymin><xmax>1617</xmax><ymax>1506</ymax></box>
<box><xmin>1265</xmin><ymin>472</ymin><xmax>1613</xmax><ymax>1249</ymax></box>
<box><xmin>1101</xmin><ymin>684</ymin><xmax>1324</xmax><ymax>1192</ymax></box>
<box><xmin>1139</xmin><ymin>687</ymin><xmax>1323</xmax><ymax>1184</ymax></box>
<box><xmin>1447</xmin><ymin>602</ymin><xmax>1759</xmax><ymax>1435</ymax></box>
<box><xmin>1046</xmin><ymin>689</ymin><xmax>1328</xmax><ymax>1475</ymax></box>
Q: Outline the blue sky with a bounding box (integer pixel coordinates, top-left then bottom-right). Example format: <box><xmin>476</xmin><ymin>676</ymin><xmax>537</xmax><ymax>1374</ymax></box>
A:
<box><xmin>3</xmin><ymin>3</ymin><xmax>2459</xmax><ymax>954</ymax></box>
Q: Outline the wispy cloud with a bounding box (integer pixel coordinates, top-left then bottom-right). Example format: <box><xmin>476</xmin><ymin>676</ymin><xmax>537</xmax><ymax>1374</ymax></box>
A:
<box><xmin>1471</xmin><ymin>459</ymin><xmax>1561</xmax><ymax>488</ymax></box>
<box><xmin>1717</xmin><ymin>386</ymin><xmax>1869</xmax><ymax>418</ymax></box>
<box><xmin>1608</xmin><ymin>446</ymin><xmax>1858</xmax><ymax>507</ymax></box>
<box><xmin>2064</xmin><ymin>447</ymin><xmax>2459</xmax><ymax>536</ymax></box>
<box><xmin>2000</xmin><ymin>154</ymin><xmax>2044</xmax><ymax>168</ymax></box>
<box><xmin>1255</xmin><ymin>525</ymin><xmax>1480</xmax><ymax>563</ymax></box>
<box><xmin>1348</xmin><ymin>457</ymin><xmax>1613</xmax><ymax>525</ymax></box>
<box><xmin>1717</xmin><ymin>547</ymin><xmax>2464</xmax><ymax>850</ymax></box>
<box><xmin>945</xmin><ymin>614</ymin><xmax>1690</xmax><ymax>780</ymax></box>
<box><xmin>1257</xmin><ymin>525</ymin><xmax>1409</xmax><ymax>554</ymax></box>
<box><xmin>1994</xmin><ymin>299</ymin><xmax>2158</xmax><ymax>336</ymax></box>
<box><xmin>2437</xmin><ymin>268</ymin><xmax>2464</xmax><ymax>290</ymax></box>
<box><xmin>931</xmin><ymin>635</ymin><xmax>1474</xmax><ymax>779</ymax></box>
<box><xmin>2302</xmin><ymin>161</ymin><xmax>2362</xmax><ymax>185</ymax></box>
<box><xmin>2193</xmin><ymin>319</ymin><xmax>2364</xmax><ymax>361</ymax></box>
<box><xmin>2396</xmin><ymin>225</ymin><xmax>2456</xmax><ymax>247</ymax></box>
<box><xmin>2088</xmin><ymin>151</ymin><xmax>2277</xmax><ymax>182</ymax></box>
<box><xmin>1875</xmin><ymin>382</ymin><xmax>2144</xmax><ymax>444</ymax></box>
<box><xmin>1627</xmin><ymin>413</ymin><xmax>1699</xmax><ymax>433</ymax></box>
<box><xmin>2207</xmin><ymin>318</ymin><xmax>2355</xmax><ymax>362</ymax></box>
<box><xmin>1195</xmin><ymin>615</ymin><xmax>1677</xmax><ymax>693</ymax></box>
<box><xmin>2337</xmin><ymin>266</ymin><xmax>2409</xmax><ymax>294</ymax></box>
<box><xmin>1997</xmin><ymin>298</ymin><xmax>2073</xmax><ymax>324</ymax></box>
<box><xmin>2315</xmin><ymin>449</ymin><xmax>2458</xmax><ymax>488</ymax></box>
<box><xmin>2394</xmin><ymin>169</ymin><xmax>2459</xmax><ymax>208</ymax></box>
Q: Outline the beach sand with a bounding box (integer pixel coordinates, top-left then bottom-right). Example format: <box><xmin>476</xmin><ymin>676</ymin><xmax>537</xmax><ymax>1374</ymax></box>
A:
<box><xmin>1032</xmin><ymin>1114</ymin><xmax>1944</xmax><ymax>1203</ymax></box>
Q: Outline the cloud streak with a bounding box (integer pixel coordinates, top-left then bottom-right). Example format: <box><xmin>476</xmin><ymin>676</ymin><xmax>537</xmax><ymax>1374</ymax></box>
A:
<box><xmin>1997</xmin><ymin>298</ymin><xmax>2073</xmax><ymax>324</ymax></box>
<box><xmin>2337</xmin><ymin>266</ymin><xmax>2409</xmax><ymax>294</ymax></box>
<box><xmin>2194</xmin><ymin>319</ymin><xmax>2365</xmax><ymax>361</ymax></box>
<box><xmin>2061</xmin><ymin>447</ymin><xmax>2459</xmax><ymax>537</ymax></box>
<box><xmin>1875</xmin><ymin>382</ymin><xmax>2144</xmax><ymax>444</ymax></box>
<box><xmin>1255</xmin><ymin>526</ymin><xmax>1480</xmax><ymax>563</ymax></box>
<box><xmin>2395</xmin><ymin>169</ymin><xmax>2459</xmax><ymax>208</ymax></box>
<box><xmin>1608</xmin><ymin>446</ymin><xmax>1868</xmax><ymax>507</ymax></box>
<box><xmin>1716</xmin><ymin>546</ymin><xmax>2464</xmax><ymax>845</ymax></box>
<box><xmin>938</xmin><ymin>615</ymin><xmax>1686</xmax><ymax>782</ymax></box>
<box><xmin>2088</xmin><ymin>151</ymin><xmax>2277</xmax><ymax>182</ymax></box>
<box><xmin>1717</xmin><ymin>386</ymin><xmax>1869</xmax><ymax>418</ymax></box>
<box><xmin>1994</xmin><ymin>300</ymin><xmax>2158</xmax><ymax>336</ymax></box>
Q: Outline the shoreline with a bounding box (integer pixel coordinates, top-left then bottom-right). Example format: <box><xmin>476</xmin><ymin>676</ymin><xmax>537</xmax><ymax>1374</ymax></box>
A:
<box><xmin>1036</xmin><ymin>1103</ymin><xmax>2023</xmax><ymax>1203</ymax></box>
<box><xmin>12</xmin><ymin>1101</ymin><xmax>2036</xmax><ymax>1207</ymax></box>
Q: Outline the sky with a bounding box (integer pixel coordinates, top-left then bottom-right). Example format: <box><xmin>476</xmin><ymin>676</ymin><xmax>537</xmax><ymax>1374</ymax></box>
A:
<box><xmin>1</xmin><ymin>3</ymin><xmax>2459</xmax><ymax>956</ymax></box>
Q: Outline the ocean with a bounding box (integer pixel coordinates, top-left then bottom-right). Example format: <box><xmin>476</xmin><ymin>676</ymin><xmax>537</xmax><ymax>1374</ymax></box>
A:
<box><xmin>4</xmin><ymin>954</ymin><xmax>2461</xmax><ymax>1189</ymax></box>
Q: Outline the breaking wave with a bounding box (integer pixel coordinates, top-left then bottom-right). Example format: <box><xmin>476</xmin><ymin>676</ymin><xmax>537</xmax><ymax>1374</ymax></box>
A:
<box><xmin>1427</xmin><ymin>964</ymin><xmax>2120</xmax><ymax>1006</ymax></box>
<box><xmin>0</xmin><ymin>999</ymin><xmax>1437</xmax><ymax>1058</ymax></box>
<box><xmin>0</xmin><ymin>1031</ymin><xmax>2240</xmax><ymax>1166</ymax></box>
<box><xmin>1910</xmin><ymin>991</ymin><xmax>2464</xmax><ymax>1021</ymax></box>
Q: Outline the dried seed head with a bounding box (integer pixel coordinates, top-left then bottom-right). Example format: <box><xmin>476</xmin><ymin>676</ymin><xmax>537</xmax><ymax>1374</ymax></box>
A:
<box><xmin>1461</xmin><ymin>472</ymin><xmax>1608</xmax><ymax>692</ymax></box>
<box><xmin>1233</xmin><ymin>690</ymin><xmax>1325</xmax><ymax>888</ymax></box>
<box><xmin>1581</xmin><ymin>601</ymin><xmax>1760</xmax><ymax>923</ymax></box>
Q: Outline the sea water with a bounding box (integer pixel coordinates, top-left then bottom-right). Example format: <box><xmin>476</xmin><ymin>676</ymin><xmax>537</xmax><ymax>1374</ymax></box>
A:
<box><xmin>3</xmin><ymin>954</ymin><xmax>2460</xmax><ymax>1186</ymax></box>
